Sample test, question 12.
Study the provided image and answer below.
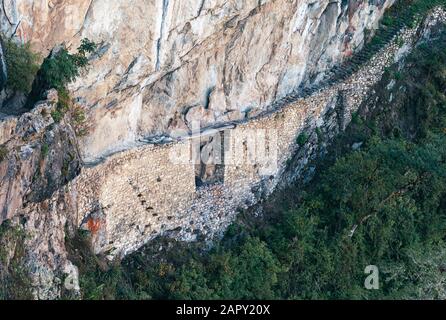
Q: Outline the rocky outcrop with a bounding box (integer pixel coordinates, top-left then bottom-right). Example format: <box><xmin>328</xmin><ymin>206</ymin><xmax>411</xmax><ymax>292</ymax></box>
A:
<box><xmin>0</xmin><ymin>91</ymin><xmax>81</xmax><ymax>221</ymax></box>
<box><xmin>0</xmin><ymin>90</ymin><xmax>82</xmax><ymax>299</ymax></box>
<box><xmin>0</xmin><ymin>0</ymin><xmax>395</xmax><ymax>161</ymax></box>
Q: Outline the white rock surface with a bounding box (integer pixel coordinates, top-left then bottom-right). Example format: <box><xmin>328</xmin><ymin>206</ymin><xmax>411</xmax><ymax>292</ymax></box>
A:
<box><xmin>1</xmin><ymin>0</ymin><xmax>394</xmax><ymax>161</ymax></box>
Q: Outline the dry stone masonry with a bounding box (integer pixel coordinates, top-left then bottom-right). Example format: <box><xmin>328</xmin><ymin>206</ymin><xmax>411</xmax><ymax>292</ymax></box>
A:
<box><xmin>68</xmin><ymin>7</ymin><xmax>446</xmax><ymax>258</ymax></box>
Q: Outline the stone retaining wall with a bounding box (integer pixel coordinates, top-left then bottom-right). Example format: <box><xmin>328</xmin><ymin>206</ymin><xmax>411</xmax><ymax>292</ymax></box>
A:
<box><xmin>68</xmin><ymin>7</ymin><xmax>446</xmax><ymax>258</ymax></box>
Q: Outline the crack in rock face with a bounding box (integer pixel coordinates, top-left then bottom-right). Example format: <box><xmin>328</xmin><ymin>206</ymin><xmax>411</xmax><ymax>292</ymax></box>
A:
<box><xmin>0</xmin><ymin>36</ymin><xmax>7</xmax><ymax>91</ymax></box>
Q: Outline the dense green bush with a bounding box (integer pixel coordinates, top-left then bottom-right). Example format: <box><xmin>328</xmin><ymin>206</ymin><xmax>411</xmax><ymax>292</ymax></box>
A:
<box><xmin>0</xmin><ymin>145</ymin><xmax>7</xmax><ymax>162</ymax></box>
<box><xmin>38</xmin><ymin>38</ymin><xmax>96</xmax><ymax>92</ymax></box>
<box><xmin>296</xmin><ymin>133</ymin><xmax>309</xmax><ymax>147</ymax></box>
<box><xmin>27</xmin><ymin>38</ymin><xmax>96</xmax><ymax>122</ymax></box>
<box><xmin>2</xmin><ymin>37</ymin><xmax>39</xmax><ymax>94</ymax></box>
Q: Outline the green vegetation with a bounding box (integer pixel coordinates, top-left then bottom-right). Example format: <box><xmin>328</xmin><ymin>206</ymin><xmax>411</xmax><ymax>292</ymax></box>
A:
<box><xmin>29</xmin><ymin>38</ymin><xmax>96</xmax><ymax>122</ymax></box>
<box><xmin>381</xmin><ymin>14</ymin><xmax>396</xmax><ymax>27</ymax></box>
<box><xmin>41</xmin><ymin>144</ymin><xmax>49</xmax><ymax>157</ymax></box>
<box><xmin>0</xmin><ymin>221</ymin><xmax>32</xmax><ymax>300</ymax></box>
<box><xmin>67</xmin><ymin>22</ymin><xmax>446</xmax><ymax>300</ymax></box>
<box><xmin>296</xmin><ymin>133</ymin><xmax>309</xmax><ymax>147</ymax></box>
<box><xmin>50</xmin><ymin>87</ymin><xmax>71</xmax><ymax>123</ymax></box>
<box><xmin>0</xmin><ymin>145</ymin><xmax>7</xmax><ymax>162</ymax></box>
<box><xmin>315</xmin><ymin>127</ymin><xmax>324</xmax><ymax>141</ymax></box>
<box><xmin>33</xmin><ymin>39</ymin><xmax>96</xmax><ymax>122</ymax></box>
<box><xmin>2</xmin><ymin>36</ymin><xmax>95</xmax><ymax>126</ymax></box>
<box><xmin>350</xmin><ymin>0</ymin><xmax>446</xmax><ymax>74</ymax></box>
<box><xmin>396</xmin><ymin>36</ymin><xmax>405</xmax><ymax>48</ymax></box>
<box><xmin>2</xmin><ymin>37</ymin><xmax>40</xmax><ymax>94</ymax></box>
<box><xmin>38</xmin><ymin>39</ymin><xmax>96</xmax><ymax>93</ymax></box>
<box><xmin>351</xmin><ymin>111</ymin><xmax>363</xmax><ymax>126</ymax></box>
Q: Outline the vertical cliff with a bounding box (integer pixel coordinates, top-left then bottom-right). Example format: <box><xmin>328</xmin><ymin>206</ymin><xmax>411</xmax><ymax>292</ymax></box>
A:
<box><xmin>0</xmin><ymin>35</ymin><xmax>6</xmax><ymax>91</ymax></box>
<box><xmin>1</xmin><ymin>0</ymin><xmax>395</xmax><ymax>161</ymax></box>
<box><xmin>0</xmin><ymin>90</ymin><xmax>83</xmax><ymax>299</ymax></box>
<box><xmin>6</xmin><ymin>0</ymin><xmax>446</xmax><ymax>300</ymax></box>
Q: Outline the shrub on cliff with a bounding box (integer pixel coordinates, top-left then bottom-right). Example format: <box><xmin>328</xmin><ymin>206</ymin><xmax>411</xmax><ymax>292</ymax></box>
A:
<box><xmin>27</xmin><ymin>38</ymin><xmax>97</xmax><ymax>122</ymax></box>
<box><xmin>2</xmin><ymin>37</ymin><xmax>39</xmax><ymax>94</ymax></box>
<box><xmin>0</xmin><ymin>145</ymin><xmax>7</xmax><ymax>162</ymax></box>
<box><xmin>38</xmin><ymin>38</ymin><xmax>96</xmax><ymax>92</ymax></box>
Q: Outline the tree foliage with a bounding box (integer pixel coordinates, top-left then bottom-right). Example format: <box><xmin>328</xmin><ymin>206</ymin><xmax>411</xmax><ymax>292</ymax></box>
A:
<box><xmin>26</xmin><ymin>38</ymin><xmax>96</xmax><ymax>121</ymax></box>
<box><xmin>38</xmin><ymin>38</ymin><xmax>96</xmax><ymax>92</ymax></box>
<box><xmin>2</xmin><ymin>37</ymin><xmax>39</xmax><ymax>94</ymax></box>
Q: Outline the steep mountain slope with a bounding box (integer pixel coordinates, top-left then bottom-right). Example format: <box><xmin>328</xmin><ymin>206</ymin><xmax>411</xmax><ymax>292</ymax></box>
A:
<box><xmin>0</xmin><ymin>0</ymin><xmax>445</xmax><ymax>300</ymax></box>
<box><xmin>75</xmin><ymin>15</ymin><xmax>446</xmax><ymax>300</ymax></box>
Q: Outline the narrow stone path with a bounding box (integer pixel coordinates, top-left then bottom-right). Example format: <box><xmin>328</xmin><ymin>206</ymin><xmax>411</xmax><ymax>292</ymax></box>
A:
<box><xmin>85</xmin><ymin>2</ymin><xmax>446</xmax><ymax>166</ymax></box>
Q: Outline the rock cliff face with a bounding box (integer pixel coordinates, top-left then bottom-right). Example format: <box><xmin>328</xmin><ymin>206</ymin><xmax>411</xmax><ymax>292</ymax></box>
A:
<box><xmin>0</xmin><ymin>35</ymin><xmax>6</xmax><ymax>91</ymax></box>
<box><xmin>7</xmin><ymin>0</ymin><xmax>440</xmax><ymax>299</ymax></box>
<box><xmin>0</xmin><ymin>90</ymin><xmax>83</xmax><ymax>299</ymax></box>
<box><xmin>1</xmin><ymin>0</ymin><xmax>394</xmax><ymax>161</ymax></box>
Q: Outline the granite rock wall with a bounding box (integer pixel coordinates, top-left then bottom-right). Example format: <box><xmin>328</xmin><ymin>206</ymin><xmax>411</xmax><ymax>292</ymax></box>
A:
<box><xmin>1</xmin><ymin>0</ymin><xmax>395</xmax><ymax>161</ymax></box>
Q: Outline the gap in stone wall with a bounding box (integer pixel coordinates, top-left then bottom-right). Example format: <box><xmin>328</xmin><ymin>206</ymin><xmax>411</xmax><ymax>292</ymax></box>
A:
<box><xmin>194</xmin><ymin>131</ymin><xmax>226</xmax><ymax>187</ymax></box>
